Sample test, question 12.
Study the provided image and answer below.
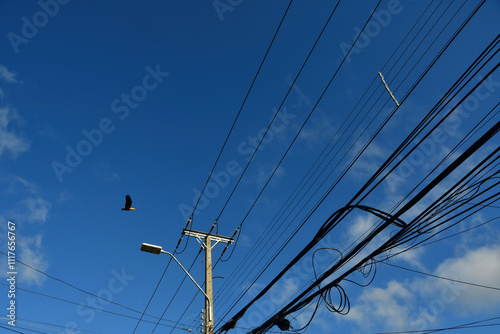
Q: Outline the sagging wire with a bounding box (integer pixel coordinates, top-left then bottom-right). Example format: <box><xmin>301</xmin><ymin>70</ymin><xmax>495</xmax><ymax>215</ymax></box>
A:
<box><xmin>282</xmin><ymin>247</ymin><xmax>376</xmax><ymax>332</ymax></box>
<box><xmin>310</xmin><ymin>248</ymin><xmax>357</xmax><ymax>316</ymax></box>
<box><xmin>175</xmin><ymin>216</ymin><xmax>193</xmax><ymax>255</ymax></box>
<box><xmin>287</xmin><ymin>297</ymin><xmax>323</xmax><ymax>333</ymax></box>
<box><xmin>310</xmin><ymin>248</ymin><xmax>350</xmax><ymax>314</ymax></box>
<box><xmin>383</xmin><ymin>168</ymin><xmax>500</xmax><ymax>266</ymax></box>
<box><xmin>393</xmin><ymin>150</ymin><xmax>500</xmax><ymax>250</ymax></box>
<box><xmin>348</xmin><ymin>257</ymin><xmax>378</xmax><ymax>288</ymax></box>
<box><xmin>220</xmin><ymin>225</ymin><xmax>241</xmax><ymax>262</ymax></box>
<box><xmin>248</xmin><ymin>116</ymin><xmax>500</xmax><ymax>333</ymax></box>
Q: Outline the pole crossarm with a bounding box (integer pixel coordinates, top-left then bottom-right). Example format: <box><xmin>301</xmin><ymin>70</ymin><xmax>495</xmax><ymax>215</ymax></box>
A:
<box><xmin>183</xmin><ymin>228</ymin><xmax>234</xmax><ymax>248</ymax></box>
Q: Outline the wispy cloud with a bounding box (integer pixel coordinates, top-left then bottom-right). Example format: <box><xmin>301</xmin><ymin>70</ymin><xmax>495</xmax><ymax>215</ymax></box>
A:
<box><xmin>16</xmin><ymin>197</ymin><xmax>51</xmax><ymax>223</ymax></box>
<box><xmin>0</xmin><ymin>175</ymin><xmax>51</xmax><ymax>223</ymax></box>
<box><xmin>349</xmin><ymin>140</ymin><xmax>388</xmax><ymax>179</ymax></box>
<box><xmin>270</xmin><ymin>277</ymin><xmax>300</xmax><ymax>306</ymax></box>
<box><xmin>299</xmin><ymin>111</ymin><xmax>336</xmax><ymax>147</ymax></box>
<box><xmin>0</xmin><ymin>176</ymin><xmax>51</xmax><ymax>287</ymax></box>
<box><xmin>0</xmin><ymin>106</ymin><xmax>30</xmax><ymax>158</ymax></box>
<box><xmin>93</xmin><ymin>162</ymin><xmax>121</xmax><ymax>182</ymax></box>
<box><xmin>57</xmin><ymin>190</ymin><xmax>75</xmax><ymax>203</ymax></box>
<box><xmin>0</xmin><ymin>65</ymin><xmax>18</xmax><ymax>83</ymax></box>
<box><xmin>18</xmin><ymin>234</ymin><xmax>49</xmax><ymax>286</ymax></box>
<box><xmin>1</xmin><ymin>174</ymin><xmax>39</xmax><ymax>195</ymax></box>
<box><xmin>286</xmin><ymin>79</ymin><xmax>335</xmax><ymax>147</ymax></box>
<box><xmin>255</xmin><ymin>163</ymin><xmax>285</xmax><ymax>189</ymax></box>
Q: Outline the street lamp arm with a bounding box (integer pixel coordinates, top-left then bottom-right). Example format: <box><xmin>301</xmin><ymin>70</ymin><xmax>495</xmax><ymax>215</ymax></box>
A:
<box><xmin>161</xmin><ymin>250</ymin><xmax>212</xmax><ymax>320</ymax></box>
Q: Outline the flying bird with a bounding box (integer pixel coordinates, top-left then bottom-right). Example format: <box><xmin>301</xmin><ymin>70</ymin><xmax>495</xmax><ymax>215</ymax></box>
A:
<box><xmin>122</xmin><ymin>195</ymin><xmax>136</xmax><ymax>211</ymax></box>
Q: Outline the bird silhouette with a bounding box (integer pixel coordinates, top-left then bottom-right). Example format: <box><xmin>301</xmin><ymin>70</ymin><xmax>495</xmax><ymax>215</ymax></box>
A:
<box><xmin>121</xmin><ymin>195</ymin><xmax>136</xmax><ymax>210</ymax></box>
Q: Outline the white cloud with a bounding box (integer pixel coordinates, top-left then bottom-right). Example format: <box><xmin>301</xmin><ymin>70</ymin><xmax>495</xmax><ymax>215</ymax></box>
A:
<box><xmin>270</xmin><ymin>277</ymin><xmax>300</xmax><ymax>305</ymax></box>
<box><xmin>0</xmin><ymin>106</ymin><xmax>30</xmax><ymax>158</ymax></box>
<box><xmin>343</xmin><ymin>244</ymin><xmax>500</xmax><ymax>332</ymax></box>
<box><xmin>0</xmin><ymin>174</ymin><xmax>39</xmax><ymax>195</ymax></box>
<box><xmin>17</xmin><ymin>197</ymin><xmax>51</xmax><ymax>223</ymax></box>
<box><xmin>391</xmin><ymin>244</ymin><xmax>425</xmax><ymax>269</ymax></box>
<box><xmin>11</xmin><ymin>176</ymin><xmax>39</xmax><ymax>194</ymax></box>
<box><xmin>346</xmin><ymin>280</ymin><xmax>417</xmax><ymax>331</ymax></box>
<box><xmin>344</xmin><ymin>214</ymin><xmax>396</xmax><ymax>266</ymax></box>
<box><xmin>0</xmin><ymin>65</ymin><xmax>18</xmax><ymax>83</ymax></box>
<box><xmin>455</xmin><ymin>214</ymin><xmax>500</xmax><ymax>252</ymax></box>
<box><xmin>349</xmin><ymin>141</ymin><xmax>388</xmax><ymax>179</ymax></box>
<box><xmin>18</xmin><ymin>234</ymin><xmax>49</xmax><ymax>286</ymax></box>
<box><xmin>348</xmin><ymin>214</ymin><xmax>376</xmax><ymax>243</ymax></box>
<box><xmin>433</xmin><ymin>244</ymin><xmax>500</xmax><ymax>313</ymax></box>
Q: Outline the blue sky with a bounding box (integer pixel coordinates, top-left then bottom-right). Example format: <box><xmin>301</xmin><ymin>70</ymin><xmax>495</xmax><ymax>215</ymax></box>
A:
<box><xmin>1</xmin><ymin>0</ymin><xmax>500</xmax><ymax>333</ymax></box>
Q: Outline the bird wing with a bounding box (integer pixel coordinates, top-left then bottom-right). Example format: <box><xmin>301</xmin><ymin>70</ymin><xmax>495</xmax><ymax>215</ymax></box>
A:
<box><xmin>125</xmin><ymin>195</ymin><xmax>132</xmax><ymax>209</ymax></box>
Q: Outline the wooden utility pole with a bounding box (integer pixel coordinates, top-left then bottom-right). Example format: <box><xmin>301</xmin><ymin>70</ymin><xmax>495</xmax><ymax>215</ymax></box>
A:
<box><xmin>183</xmin><ymin>228</ymin><xmax>233</xmax><ymax>334</ymax></box>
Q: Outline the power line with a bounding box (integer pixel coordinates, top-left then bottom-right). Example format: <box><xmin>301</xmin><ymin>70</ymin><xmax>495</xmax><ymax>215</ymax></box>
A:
<box><xmin>189</xmin><ymin>0</ymin><xmax>295</xmax><ymax>224</ymax></box>
<box><xmin>213</xmin><ymin>0</ymin><xmax>453</xmax><ymax>315</ymax></box>
<box><xmin>0</xmin><ymin>325</ymin><xmax>26</xmax><ymax>334</ymax></box>
<box><xmin>174</xmin><ymin>0</ymin><xmax>350</xmax><ymax>328</ymax></box>
<box><xmin>0</xmin><ymin>283</ymin><xmax>188</xmax><ymax>330</ymax></box>
<box><xmin>0</xmin><ymin>324</ymin><xmax>47</xmax><ymax>334</ymax></box>
<box><xmin>152</xmin><ymin>250</ymin><xmax>203</xmax><ymax>333</ymax></box>
<box><xmin>380</xmin><ymin>262</ymin><xmax>500</xmax><ymax>291</ymax></box>
<box><xmin>247</xmin><ymin>138</ymin><xmax>500</xmax><ymax>333</ymax></box>
<box><xmin>1</xmin><ymin>316</ymin><xmax>102</xmax><ymax>334</ymax></box>
<box><xmin>134</xmin><ymin>3</ymin><xmax>295</xmax><ymax>330</ymax></box>
<box><xmin>221</xmin><ymin>31</ymin><xmax>499</xmax><ymax>333</ymax></box>
<box><xmin>373</xmin><ymin>316</ymin><xmax>500</xmax><ymax>334</ymax></box>
<box><xmin>214</xmin><ymin>0</ymin><xmax>345</xmax><ymax>223</ymax></box>
<box><xmin>216</xmin><ymin>1</ymin><xmax>395</xmax><ymax>330</ymax></box>
<box><xmin>0</xmin><ymin>251</ymin><xmax>140</xmax><ymax>316</ymax></box>
<box><xmin>215</xmin><ymin>0</ymin><xmax>461</xmax><ymax>323</ymax></box>
<box><xmin>0</xmin><ymin>250</ymin><xmax>192</xmax><ymax>332</ymax></box>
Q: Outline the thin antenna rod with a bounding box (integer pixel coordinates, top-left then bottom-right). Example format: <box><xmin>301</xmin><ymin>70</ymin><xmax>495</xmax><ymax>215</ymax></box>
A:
<box><xmin>378</xmin><ymin>71</ymin><xmax>400</xmax><ymax>107</ymax></box>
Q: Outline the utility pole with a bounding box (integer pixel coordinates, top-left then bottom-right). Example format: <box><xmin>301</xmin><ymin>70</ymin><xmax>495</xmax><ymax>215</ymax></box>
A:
<box><xmin>183</xmin><ymin>228</ymin><xmax>234</xmax><ymax>334</ymax></box>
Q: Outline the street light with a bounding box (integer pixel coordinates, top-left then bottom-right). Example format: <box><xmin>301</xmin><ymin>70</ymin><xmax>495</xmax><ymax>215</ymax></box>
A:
<box><xmin>140</xmin><ymin>243</ymin><xmax>213</xmax><ymax>324</ymax></box>
<box><xmin>140</xmin><ymin>243</ymin><xmax>162</xmax><ymax>254</ymax></box>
